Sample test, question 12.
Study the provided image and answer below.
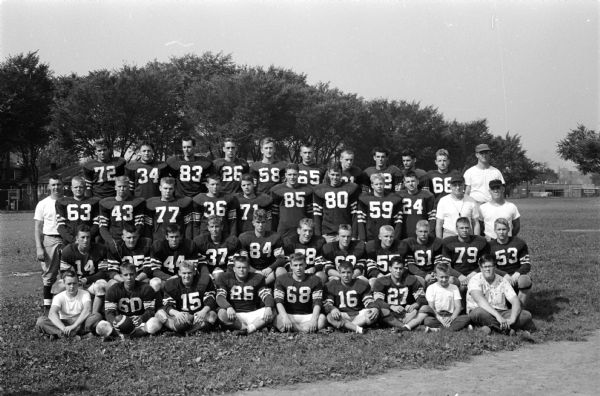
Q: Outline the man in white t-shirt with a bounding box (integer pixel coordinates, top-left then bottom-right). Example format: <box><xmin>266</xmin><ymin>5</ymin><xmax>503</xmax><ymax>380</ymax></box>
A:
<box><xmin>479</xmin><ymin>179</ymin><xmax>521</xmax><ymax>240</ymax></box>
<box><xmin>35</xmin><ymin>270</ymin><xmax>102</xmax><ymax>339</ymax></box>
<box><xmin>34</xmin><ymin>174</ymin><xmax>64</xmax><ymax>313</ymax></box>
<box><xmin>463</xmin><ymin>144</ymin><xmax>505</xmax><ymax>204</ymax></box>
<box><xmin>435</xmin><ymin>175</ymin><xmax>480</xmax><ymax>238</ymax></box>
<box><xmin>423</xmin><ymin>262</ymin><xmax>470</xmax><ymax>332</ymax></box>
<box><xmin>467</xmin><ymin>254</ymin><xmax>535</xmax><ymax>336</ymax></box>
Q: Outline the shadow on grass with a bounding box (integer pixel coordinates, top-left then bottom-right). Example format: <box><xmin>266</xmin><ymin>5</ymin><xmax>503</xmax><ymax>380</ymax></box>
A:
<box><xmin>528</xmin><ymin>289</ymin><xmax>570</xmax><ymax>321</ymax></box>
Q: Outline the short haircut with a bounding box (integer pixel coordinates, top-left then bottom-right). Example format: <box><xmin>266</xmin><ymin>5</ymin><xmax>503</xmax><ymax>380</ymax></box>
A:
<box><xmin>166</xmin><ymin>224</ymin><xmax>181</xmax><ymax>235</ymax></box>
<box><xmin>76</xmin><ymin>224</ymin><xmax>92</xmax><ymax>235</ymax></box>
<box><xmin>253</xmin><ymin>209</ymin><xmax>268</xmax><ymax>222</ymax></box>
<box><xmin>160</xmin><ymin>176</ymin><xmax>176</xmax><ymax>186</ymax></box>
<box><xmin>298</xmin><ymin>218</ymin><xmax>313</xmax><ymax>229</ymax></box>
<box><xmin>435</xmin><ymin>149</ymin><xmax>449</xmax><ymax>158</ymax></box>
<box><xmin>403</xmin><ymin>171</ymin><xmax>417</xmax><ymax>180</ymax></box>
<box><xmin>122</xmin><ymin>223</ymin><xmax>140</xmax><ymax>234</ymax></box>
<box><xmin>435</xmin><ymin>262</ymin><xmax>450</xmax><ymax>273</ymax></box>
<box><xmin>400</xmin><ymin>149</ymin><xmax>416</xmax><ymax>159</ymax></box>
<box><xmin>338</xmin><ymin>224</ymin><xmax>352</xmax><ymax>233</ymax></box>
<box><xmin>181</xmin><ymin>136</ymin><xmax>196</xmax><ymax>145</ymax></box>
<box><xmin>328</xmin><ymin>161</ymin><xmax>342</xmax><ymax>174</ymax></box>
<box><xmin>337</xmin><ymin>260</ymin><xmax>353</xmax><ymax>272</ymax></box>
<box><xmin>207</xmin><ymin>215</ymin><xmax>223</xmax><ymax>226</ymax></box>
<box><xmin>389</xmin><ymin>256</ymin><xmax>404</xmax><ymax>267</ymax></box>
<box><xmin>71</xmin><ymin>176</ymin><xmax>85</xmax><ymax>185</ymax></box>
<box><xmin>416</xmin><ymin>219</ymin><xmax>430</xmax><ymax>230</ymax></box>
<box><xmin>62</xmin><ymin>269</ymin><xmax>78</xmax><ymax>280</ymax></box>
<box><xmin>300</xmin><ymin>143</ymin><xmax>313</xmax><ymax>150</ymax></box>
<box><xmin>138</xmin><ymin>141</ymin><xmax>155</xmax><ymax>151</ymax></box>
<box><xmin>340</xmin><ymin>149</ymin><xmax>354</xmax><ymax>157</ymax></box>
<box><xmin>494</xmin><ymin>218</ymin><xmax>510</xmax><ymax>229</ymax></box>
<box><xmin>48</xmin><ymin>173</ymin><xmax>62</xmax><ymax>183</ymax></box>
<box><xmin>240</xmin><ymin>173</ymin><xmax>254</xmax><ymax>183</ymax></box>
<box><xmin>370</xmin><ymin>173</ymin><xmax>385</xmax><ymax>184</ymax></box>
<box><xmin>223</xmin><ymin>137</ymin><xmax>236</xmax><ymax>146</ymax></box>
<box><xmin>94</xmin><ymin>139</ymin><xmax>108</xmax><ymax>148</ymax></box>
<box><xmin>372</xmin><ymin>147</ymin><xmax>389</xmax><ymax>156</ymax></box>
<box><xmin>478</xmin><ymin>254</ymin><xmax>496</xmax><ymax>267</ymax></box>
<box><xmin>120</xmin><ymin>261</ymin><xmax>136</xmax><ymax>273</ymax></box>
<box><xmin>285</xmin><ymin>163</ymin><xmax>299</xmax><ymax>172</ymax></box>
<box><xmin>289</xmin><ymin>252</ymin><xmax>306</xmax><ymax>264</ymax></box>
<box><xmin>115</xmin><ymin>175</ymin><xmax>130</xmax><ymax>184</ymax></box>
<box><xmin>179</xmin><ymin>260</ymin><xmax>197</xmax><ymax>272</ymax></box>
<box><xmin>205</xmin><ymin>173</ymin><xmax>221</xmax><ymax>182</ymax></box>
<box><xmin>261</xmin><ymin>137</ymin><xmax>275</xmax><ymax>147</ymax></box>
<box><xmin>379</xmin><ymin>225</ymin><xmax>394</xmax><ymax>235</ymax></box>
<box><xmin>455</xmin><ymin>216</ymin><xmax>471</xmax><ymax>227</ymax></box>
<box><xmin>233</xmin><ymin>255</ymin><xmax>249</xmax><ymax>266</ymax></box>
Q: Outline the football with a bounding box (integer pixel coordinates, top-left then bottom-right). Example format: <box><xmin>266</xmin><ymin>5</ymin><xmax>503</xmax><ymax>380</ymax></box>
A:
<box><xmin>113</xmin><ymin>315</ymin><xmax>136</xmax><ymax>335</ymax></box>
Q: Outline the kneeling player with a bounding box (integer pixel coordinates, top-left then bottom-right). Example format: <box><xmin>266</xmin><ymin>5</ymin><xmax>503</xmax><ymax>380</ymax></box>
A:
<box><xmin>96</xmin><ymin>262</ymin><xmax>162</xmax><ymax>339</ymax></box>
<box><xmin>155</xmin><ymin>260</ymin><xmax>218</xmax><ymax>334</ymax></box>
<box><xmin>215</xmin><ymin>256</ymin><xmax>275</xmax><ymax>335</ymax></box>
<box><xmin>274</xmin><ymin>253</ymin><xmax>326</xmax><ymax>333</ymax></box>
<box><xmin>423</xmin><ymin>262</ymin><xmax>470</xmax><ymax>332</ymax></box>
<box><xmin>324</xmin><ymin>260</ymin><xmax>379</xmax><ymax>334</ymax></box>
<box><xmin>373</xmin><ymin>256</ymin><xmax>428</xmax><ymax>332</ymax></box>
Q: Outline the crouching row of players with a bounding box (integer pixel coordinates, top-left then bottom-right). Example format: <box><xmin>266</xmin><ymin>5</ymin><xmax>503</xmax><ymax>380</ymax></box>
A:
<box><xmin>36</xmin><ymin>250</ymin><xmax>535</xmax><ymax>340</ymax></box>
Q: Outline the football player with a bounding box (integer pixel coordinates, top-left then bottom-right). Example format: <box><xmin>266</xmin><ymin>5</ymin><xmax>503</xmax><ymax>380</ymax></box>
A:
<box><xmin>274</xmin><ymin>252</ymin><xmax>327</xmax><ymax>333</ymax></box>
<box><xmin>424</xmin><ymin>149</ymin><xmax>462</xmax><ymax>204</ymax></box>
<box><xmin>82</xmin><ymin>139</ymin><xmax>126</xmax><ymax>199</ymax></box>
<box><xmin>404</xmin><ymin>220</ymin><xmax>445</xmax><ymax>289</ymax></box>
<box><xmin>356</xmin><ymin>172</ymin><xmax>403</xmax><ymax>242</ymax></box>
<box><xmin>166</xmin><ymin>136</ymin><xmax>214</xmax><ymax>198</ymax></box>
<box><xmin>106</xmin><ymin>223</ymin><xmax>153</xmax><ymax>284</ymax></box>
<box><xmin>192</xmin><ymin>173</ymin><xmax>238</xmax><ymax>238</ymax></box>
<box><xmin>238</xmin><ymin>209</ymin><xmax>286</xmax><ymax>285</ymax></box>
<box><xmin>323</xmin><ymin>260</ymin><xmax>379</xmax><ymax>334</ymax></box>
<box><xmin>56</xmin><ymin>176</ymin><xmax>100</xmax><ymax>244</ymax></box>
<box><xmin>193</xmin><ymin>215</ymin><xmax>241</xmax><ymax>282</ymax></box>
<box><xmin>397</xmin><ymin>171</ymin><xmax>436</xmax><ymax>239</ymax></box>
<box><xmin>362</xmin><ymin>147</ymin><xmax>403</xmax><ymax>193</ymax></box>
<box><xmin>270</xmin><ymin>163</ymin><xmax>313</xmax><ymax>238</ymax></box>
<box><xmin>96</xmin><ymin>262</ymin><xmax>163</xmax><ymax>339</ymax></box>
<box><xmin>249</xmin><ymin>137</ymin><xmax>287</xmax><ymax>195</ymax></box>
<box><xmin>322</xmin><ymin>224</ymin><xmax>367</xmax><ymax>281</ymax></box>
<box><xmin>155</xmin><ymin>260</ymin><xmax>218</xmax><ymax>334</ymax></box>
<box><xmin>488</xmin><ymin>218</ymin><xmax>532</xmax><ymax>306</ymax></box>
<box><xmin>435</xmin><ymin>175</ymin><xmax>480</xmax><ymax>239</ymax></box>
<box><xmin>365</xmin><ymin>225</ymin><xmax>407</xmax><ymax>287</ymax></box>
<box><xmin>148</xmin><ymin>224</ymin><xmax>198</xmax><ymax>290</ymax></box>
<box><xmin>215</xmin><ymin>256</ymin><xmax>275</xmax><ymax>335</ymax></box>
<box><xmin>400</xmin><ymin>149</ymin><xmax>427</xmax><ymax>187</ymax></box>
<box><xmin>338</xmin><ymin>149</ymin><xmax>367</xmax><ymax>186</ymax></box>
<box><xmin>237</xmin><ymin>173</ymin><xmax>272</xmax><ymax>233</ymax></box>
<box><xmin>125</xmin><ymin>141</ymin><xmax>170</xmax><ymax>199</ymax></box>
<box><xmin>36</xmin><ymin>270</ymin><xmax>102</xmax><ymax>339</ymax></box>
<box><xmin>297</xmin><ymin>144</ymin><xmax>324</xmax><ymax>186</ymax></box>
<box><xmin>373</xmin><ymin>256</ymin><xmax>428</xmax><ymax>332</ymax></box>
<box><xmin>212</xmin><ymin>137</ymin><xmax>250</xmax><ymax>194</ymax></box>
<box><xmin>97</xmin><ymin>176</ymin><xmax>145</xmax><ymax>245</ymax></box>
<box><xmin>282</xmin><ymin>218</ymin><xmax>327</xmax><ymax>282</ymax></box>
<box><xmin>145</xmin><ymin>176</ymin><xmax>193</xmax><ymax>241</ymax></box>
<box><xmin>312</xmin><ymin>161</ymin><xmax>360</xmax><ymax>242</ymax></box>
<box><xmin>479</xmin><ymin>179</ymin><xmax>521</xmax><ymax>240</ymax></box>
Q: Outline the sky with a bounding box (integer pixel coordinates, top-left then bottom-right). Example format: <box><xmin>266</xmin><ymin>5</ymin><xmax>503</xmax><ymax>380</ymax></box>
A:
<box><xmin>1</xmin><ymin>0</ymin><xmax>598</xmax><ymax>170</ymax></box>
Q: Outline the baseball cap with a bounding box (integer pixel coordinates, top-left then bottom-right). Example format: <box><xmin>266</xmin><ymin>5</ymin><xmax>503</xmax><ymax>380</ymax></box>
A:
<box><xmin>475</xmin><ymin>144</ymin><xmax>491</xmax><ymax>153</ymax></box>
<box><xmin>489</xmin><ymin>179</ymin><xmax>504</xmax><ymax>189</ymax></box>
<box><xmin>450</xmin><ymin>175</ymin><xmax>465</xmax><ymax>184</ymax></box>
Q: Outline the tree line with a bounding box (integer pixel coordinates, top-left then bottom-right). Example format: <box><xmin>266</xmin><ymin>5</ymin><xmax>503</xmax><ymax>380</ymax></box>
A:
<box><xmin>2</xmin><ymin>51</ymin><xmax>573</xmax><ymax>203</ymax></box>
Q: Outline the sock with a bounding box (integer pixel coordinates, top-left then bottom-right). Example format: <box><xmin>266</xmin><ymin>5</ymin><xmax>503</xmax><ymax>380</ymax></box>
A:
<box><xmin>43</xmin><ymin>286</ymin><xmax>53</xmax><ymax>307</ymax></box>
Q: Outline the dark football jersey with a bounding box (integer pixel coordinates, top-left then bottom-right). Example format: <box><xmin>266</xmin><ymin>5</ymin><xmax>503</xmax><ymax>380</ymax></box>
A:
<box><xmin>212</xmin><ymin>158</ymin><xmax>250</xmax><ymax>195</ymax></box>
<box><xmin>250</xmin><ymin>161</ymin><xmax>287</xmax><ymax>195</ymax></box>
<box><xmin>215</xmin><ymin>272</ymin><xmax>275</xmax><ymax>312</ymax></box>
<box><xmin>442</xmin><ymin>235</ymin><xmax>489</xmax><ymax>276</ymax></box>
<box><xmin>60</xmin><ymin>242</ymin><xmax>108</xmax><ymax>282</ymax></box>
<box><xmin>238</xmin><ymin>230</ymin><xmax>285</xmax><ymax>270</ymax></box>
<box><xmin>105</xmin><ymin>281</ymin><xmax>157</xmax><ymax>322</ymax></box>
<box><xmin>365</xmin><ymin>239</ymin><xmax>407</xmax><ymax>277</ymax></box>
<box><xmin>274</xmin><ymin>273</ymin><xmax>323</xmax><ymax>315</ymax></box>
<box><xmin>162</xmin><ymin>270</ymin><xmax>217</xmax><ymax>314</ymax></box>
<box><xmin>403</xmin><ymin>236</ymin><xmax>445</xmax><ymax>277</ymax></box>
<box><xmin>82</xmin><ymin>157</ymin><xmax>127</xmax><ymax>199</ymax></box>
<box><xmin>356</xmin><ymin>192</ymin><xmax>403</xmax><ymax>241</ymax></box>
<box><xmin>192</xmin><ymin>193</ymin><xmax>238</xmax><ymax>237</ymax></box>
<box><xmin>166</xmin><ymin>154</ymin><xmax>213</xmax><ymax>198</ymax></box>
<box><xmin>363</xmin><ymin>165</ymin><xmax>403</xmax><ymax>193</ymax></box>
<box><xmin>270</xmin><ymin>184</ymin><xmax>313</xmax><ymax>236</ymax></box>
<box><xmin>98</xmin><ymin>196</ymin><xmax>146</xmax><ymax>243</ymax></box>
<box><xmin>297</xmin><ymin>163</ymin><xmax>325</xmax><ymax>186</ymax></box>
<box><xmin>283</xmin><ymin>235</ymin><xmax>326</xmax><ymax>270</ymax></box>
<box><xmin>341</xmin><ymin>166</ymin><xmax>368</xmax><ymax>186</ymax></box>
<box><xmin>149</xmin><ymin>239</ymin><xmax>197</xmax><ymax>276</ymax></box>
<box><xmin>193</xmin><ymin>234</ymin><xmax>241</xmax><ymax>273</ymax></box>
<box><xmin>488</xmin><ymin>237</ymin><xmax>531</xmax><ymax>275</ymax></box>
<box><xmin>372</xmin><ymin>274</ymin><xmax>426</xmax><ymax>308</ymax></box>
<box><xmin>312</xmin><ymin>182</ymin><xmax>360</xmax><ymax>236</ymax></box>
<box><xmin>106</xmin><ymin>237</ymin><xmax>153</xmax><ymax>273</ymax></box>
<box><xmin>125</xmin><ymin>161</ymin><xmax>170</xmax><ymax>199</ymax></box>
<box><xmin>55</xmin><ymin>196</ymin><xmax>100</xmax><ymax>243</ymax></box>
<box><xmin>324</xmin><ymin>278</ymin><xmax>374</xmax><ymax>314</ymax></box>
<box><xmin>145</xmin><ymin>196</ymin><xmax>193</xmax><ymax>241</ymax></box>
<box><xmin>396</xmin><ymin>189</ymin><xmax>436</xmax><ymax>239</ymax></box>
<box><xmin>322</xmin><ymin>240</ymin><xmax>367</xmax><ymax>273</ymax></box>
<box><xmin>424</xmin><ymin>169</ymin><xmax>463</xmax><ymax>204</ymax></box>
<box><xmin>237</xmin><ymin>193</ymin><xmax>273</xmax><ymax>233</ymax></box>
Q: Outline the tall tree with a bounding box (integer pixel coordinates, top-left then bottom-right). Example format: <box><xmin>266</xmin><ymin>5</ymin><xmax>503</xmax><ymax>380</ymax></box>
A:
<box><xmin>490</xmin><ymin>133</ymin><xmax>539</xmax><ymax>191</ymax></box>
<box><xmin>0</xmin><ymin>51</ymin><xmax>54</xmax><ymax>202</ymax></box>
<box><xmin>557</xmin><ymin>124</ymin><xmax>600</xmax><ymax>174</ymax></box>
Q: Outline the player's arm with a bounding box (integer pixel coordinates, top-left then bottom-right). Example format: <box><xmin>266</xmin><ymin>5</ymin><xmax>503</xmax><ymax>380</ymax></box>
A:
<box><xmin>356</xmin><ymin>198</ymin><xmax>367</xmax><ymax>241</ymax></box>
<box><xmin>228</xmin><ymin>197</ymin><xmax>239</xmax><ymax>237</ymax></box>
<box><xmin>426</xmin><ymin>196</ymin><xmax>436</xmax><ymax>234</ymax></box>
<box><xmin>517</xmin><ymin>243</ymin><xmax>531</xmax><ymax>275</ymax></box>
<box><xmin>312</xmin><ymin>191</ymin><xmax>323</xmax><ymax>236</ymax></box>
<box><xmin>55</xmin><ymin>201</ymin><xmax>75</xmax><ymax>244</ymax></box>
<box><xmin>435</xmin><ymin>218</ymin><xmax>444</xmax><ymax>239</ymax></box>
<box><xmin>506</xmin><ymin>290</ymin><xmax>522</xmax><ymax>326</ymax></box>
<box><xmin>34</xmin><ymin>219</ymin><xmax>45</xmax><ymax>261</ymax></box>
<box><xmin>97</xmin><ymin>203</ymin><xmax>114</xmax><ymax>245</ymax></box>
<box><xmin>83</xmin><ymin>165</ymin><xmax>94</xmax><ymax>198</ymax></box>
<box><xmin>512</xmin><ymin>218</ymin><xmax>521</xmax><ymax>237</ymax></box>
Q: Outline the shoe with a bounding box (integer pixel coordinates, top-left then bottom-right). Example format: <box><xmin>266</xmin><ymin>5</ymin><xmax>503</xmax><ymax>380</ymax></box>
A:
<box><xmin>424</xmin><ymin>326</ymin><xmax>431</xmax><ymax>333</ymax></box>
<box><xmin>467</xmin><ymin>324</ymin><xmax>474</xmax><ymax>331</ymax></box>
<box><xmin>233</xmin><ymin>329</ymin><xmax>248</xmax><ymax>336</ymax></box>
<box><xmin>519</xmin><ymin>330</ymin><xmax>535</xmax><ymax>343</ymax></box>
<box><xmin>480</xmin><ymin>326</ymin><xmax>492</xmax><ymax>335</ymax></box>
<box><xmin>509</xmin><ymin>329</ymin><xmax>516</xmax><ymax>337</ymax></box>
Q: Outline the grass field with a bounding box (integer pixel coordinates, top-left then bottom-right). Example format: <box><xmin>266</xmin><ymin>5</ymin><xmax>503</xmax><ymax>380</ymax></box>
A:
<box><xmin>1</xmin><ymin>198</ymin><xmax>599</xmax><ymax>395</ymax></box>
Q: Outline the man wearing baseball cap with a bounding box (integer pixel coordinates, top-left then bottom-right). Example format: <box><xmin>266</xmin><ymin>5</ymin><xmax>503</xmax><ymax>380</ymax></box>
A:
<box><xmin>478</xmin><ymin>179</ymin><xmax>521</xmax><ymax>240</ymax></box>
<box><xmin>463</xmin><ymin>144</ymin><xmax>505</xmax><ymax>204</ymax></box>
<box><xmin>435</xmin><ymin>175</ymin><xmax>480</xmax><ymax>239</ymax></box>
